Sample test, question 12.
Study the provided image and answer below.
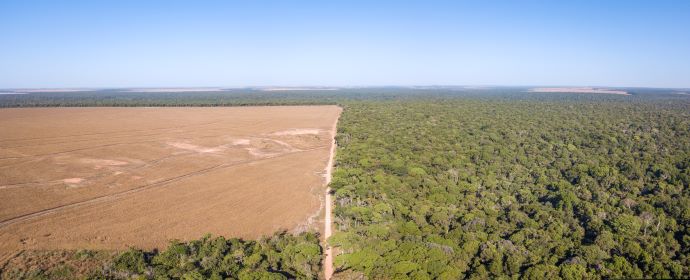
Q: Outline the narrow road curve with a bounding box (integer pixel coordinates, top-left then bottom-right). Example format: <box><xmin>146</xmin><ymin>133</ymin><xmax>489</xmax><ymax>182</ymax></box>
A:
<box><xmin>324</xmin><ymin>110</ymin><xmax>340</xmax><ymax>280</ymax></box>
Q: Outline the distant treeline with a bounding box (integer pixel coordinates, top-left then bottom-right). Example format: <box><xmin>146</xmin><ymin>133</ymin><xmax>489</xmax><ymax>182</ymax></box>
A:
<box><xmin>1</xmin><ymin>87</ymin><xmax>688</xmax><ymax>108</ymax></box>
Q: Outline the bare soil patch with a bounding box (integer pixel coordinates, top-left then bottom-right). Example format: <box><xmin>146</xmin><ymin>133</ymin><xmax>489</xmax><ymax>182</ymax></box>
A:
<box><xmin>0</xmin><ymin>106</ymin><xmax>341</xmax><ymax>262</ymax></box>
<box><xmin>528</xmin><ymin>87</ymin><xmax>629</xmax><ymax>95</ymax></box>
<box><xmin>124</xmin><ymin>88</ymin><xmax>225</xmax><ymax>92</ymax></box>
<box><xmin>1</xmin><ymin>250</ymin><xmax>115</xmax><ymax>279</ymax></box>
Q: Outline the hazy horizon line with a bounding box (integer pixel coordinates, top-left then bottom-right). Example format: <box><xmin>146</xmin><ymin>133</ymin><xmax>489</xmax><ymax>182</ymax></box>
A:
<box><xmin>2</xmin><ymin>84</ymin><xmax>689</xmax><ymax>91</ymax></box>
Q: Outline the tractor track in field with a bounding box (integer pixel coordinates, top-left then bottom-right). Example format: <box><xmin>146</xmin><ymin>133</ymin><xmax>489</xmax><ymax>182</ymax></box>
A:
<box><xmin>0</xmin><ymin>146</ymin><xmax>327</xmax><ymax>228</ymax></box>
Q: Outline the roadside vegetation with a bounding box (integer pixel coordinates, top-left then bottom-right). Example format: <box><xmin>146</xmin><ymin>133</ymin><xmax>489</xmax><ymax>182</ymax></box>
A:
<box><xmin>2</xmin><ymin>233</ymin><xmax>321</xmax><ymax>280</ymax></box>
<box><xmin>1</xmin><ymin>89</ymin><xmax>688</xmax><ymax>279</ymax></box>
<box><xmin>108</xmin><ymin>233</ymin><xmax>322</xmax><ymax>280</ymax></box>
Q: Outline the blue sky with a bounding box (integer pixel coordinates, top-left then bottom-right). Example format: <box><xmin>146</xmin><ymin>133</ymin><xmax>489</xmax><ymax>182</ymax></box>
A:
<box><xmin>1</xmin><ymin>0</ymin><xmax>689</xmax><ymax>88</ymax></box>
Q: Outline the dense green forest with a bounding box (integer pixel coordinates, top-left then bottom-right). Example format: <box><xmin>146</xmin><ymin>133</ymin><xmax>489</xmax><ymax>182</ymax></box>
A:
<box><xmin>329</xmin><ymin>98</ymin><xmax>690</xmax><ymax>279</ymax></box>
<box><xmin>1</xmin><ymin>89</ymin><xmax>689</xmax><ymax>279</ymax></box>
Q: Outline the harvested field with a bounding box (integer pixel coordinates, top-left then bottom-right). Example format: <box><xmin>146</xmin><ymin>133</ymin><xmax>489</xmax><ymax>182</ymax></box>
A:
<box><xmin>0</xmin><ymin>106</ymin><xmax>341</xmax><ymax>262</ymax></box>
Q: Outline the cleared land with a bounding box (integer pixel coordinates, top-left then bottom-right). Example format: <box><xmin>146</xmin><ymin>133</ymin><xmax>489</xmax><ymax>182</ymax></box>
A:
<box><xmin>528</xmin><ymin>87</ymin><xmax>629</xmax><ymax>95</ymax></box>
<box><xmin>0</xmin><ymin>106</ymin><xmax>341</xmax><ymax>261</ymax></box>
<box><xmin>123</xmin><ymin>88</ymin><xmax>226</xmax><ymax>92</ymax></box>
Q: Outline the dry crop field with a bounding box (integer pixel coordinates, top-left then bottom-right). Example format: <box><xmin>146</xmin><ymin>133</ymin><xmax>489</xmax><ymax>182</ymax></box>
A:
<box><xmin>0</xmin><ymin>106</ymin><xmax>341</xmax><ymax>261</ymax></box>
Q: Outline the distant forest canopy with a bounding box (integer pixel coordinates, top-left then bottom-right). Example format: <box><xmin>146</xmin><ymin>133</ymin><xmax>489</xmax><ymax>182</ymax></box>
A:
<box><xmin>1</xmin><ymin>89</ymin><xmax>689</xmax><ymax>279</ymax></box>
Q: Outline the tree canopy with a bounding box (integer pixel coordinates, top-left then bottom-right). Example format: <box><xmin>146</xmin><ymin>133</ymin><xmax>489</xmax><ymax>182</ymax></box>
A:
<box><xmin>330</xmin><ymin>98</ymin><xmax>689</xmax><ymax>279</ymax></box>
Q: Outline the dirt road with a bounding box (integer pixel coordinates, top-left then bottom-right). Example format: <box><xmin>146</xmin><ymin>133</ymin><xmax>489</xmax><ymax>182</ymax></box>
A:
<box><xmin>323</xmin><ymin>109</ymin><xmax>340</xmax><ymax>279</ymax></box>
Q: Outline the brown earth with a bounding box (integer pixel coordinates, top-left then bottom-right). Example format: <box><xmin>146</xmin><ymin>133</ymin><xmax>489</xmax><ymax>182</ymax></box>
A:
<box><xmin>0</xmin><ymin>106</ymin><xmax>341</xmax><ymax>262</ymax></box>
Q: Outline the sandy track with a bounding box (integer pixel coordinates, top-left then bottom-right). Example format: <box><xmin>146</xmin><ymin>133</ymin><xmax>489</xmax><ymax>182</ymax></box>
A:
<box><xmin>323</xmin><ymin>110</ymin><xmax>340</xmax><ymax>280</ymax></box>
<box><xmin>0</xmin><ymin>106</ymin><xmax>341</xmax><ymax>260</ymax></box>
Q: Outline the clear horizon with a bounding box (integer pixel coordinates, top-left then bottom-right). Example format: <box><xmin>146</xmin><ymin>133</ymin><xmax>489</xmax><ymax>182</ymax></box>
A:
<box><xmin>1</xmin><ymin>0</ymin><xmax>689</xmax><ymax>88</ymax></box>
